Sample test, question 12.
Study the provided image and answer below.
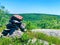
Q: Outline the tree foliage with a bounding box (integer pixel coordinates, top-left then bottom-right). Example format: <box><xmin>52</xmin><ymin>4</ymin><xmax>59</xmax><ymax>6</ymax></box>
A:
<box><xmin>0</xmin><ymin>5</ymin><xmax>9</xmax><ymax>27</ymax></box>
<box><xmin>20</xmin><ymin>14</ymin><xmax>60</xmax><ymax>29</ymax></box>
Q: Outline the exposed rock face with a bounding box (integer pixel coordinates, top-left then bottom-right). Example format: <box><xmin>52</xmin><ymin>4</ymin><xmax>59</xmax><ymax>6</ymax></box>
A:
<box><xmin>10</xmin><ymin>29</ymin><xmax>60</xmax><ymax>38</ymax></box>
<box><xmin>1</xmin><ymin>29</ymin><xmax>60</xmax><ymax>38</ymax></box>
<box><xmin>8</xmin><ymin>30</ymin><xmax>24</xmax><ymax>38</ymax></box>
<box><xmin>0</xmin><ymin>29</ymin><xmax>23</xmax><ymax>38</ymax></box>
<box><xmin>32</xmin><ymin>29</ymin><xmax>60</xmax><ymax>38</ymax></box>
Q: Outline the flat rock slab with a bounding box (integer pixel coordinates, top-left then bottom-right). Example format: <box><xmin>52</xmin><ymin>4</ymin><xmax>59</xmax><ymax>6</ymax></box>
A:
<box><xmin>8</xmin><ymin>30</ymin><xmax>23</xmax><ymax>38</ymax></box>
<box><xmin>0</xmin><ymin>30</ymin><xmax>23</xmax><ymax>38</ymax></box>
<box><xmin>32</xmin><ymin>29</ymin><xmax>60</xmax><ymax>37</ymax></box>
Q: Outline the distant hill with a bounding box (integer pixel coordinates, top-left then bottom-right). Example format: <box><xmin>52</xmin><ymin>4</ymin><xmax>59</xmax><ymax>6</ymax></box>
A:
<box><xmin>1</xmin><ymin>13</ymin><xmax>60</xmax><ymax>29</ymax></box>
<box><xmin>9</xmin><ymin>13</ymin><xmax>60</xmax><ymax>21</ymax></box>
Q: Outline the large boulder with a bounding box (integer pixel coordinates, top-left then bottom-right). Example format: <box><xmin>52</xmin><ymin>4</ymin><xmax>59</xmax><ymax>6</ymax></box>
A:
<box><xmin>8</xmin><ymin>29</ymin><xmax>24</xmax><ymax>38</ymax></box>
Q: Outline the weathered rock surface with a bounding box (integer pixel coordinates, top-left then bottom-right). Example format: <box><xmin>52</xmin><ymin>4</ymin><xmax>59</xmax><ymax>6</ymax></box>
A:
<box><xmin>8</xmin><ymin>30</ymin><xmax>23</xmax><ymax>38</ymax></box>
<box><xmin>32</xmin><ymin>29</ymin><xmax>60</xmax><ymax>38</ymax></box>
<box><xmin>0</xmin><ymin>30</ymin><xmax>23</xmax><ymax>38</ymax></box>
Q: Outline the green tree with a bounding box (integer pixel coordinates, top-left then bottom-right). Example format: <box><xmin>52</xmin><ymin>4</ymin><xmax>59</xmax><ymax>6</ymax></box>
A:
<box><xmin>0</xmin><ymin>5</ymin><xmax>9</xmax><ymax>27</ymax></box>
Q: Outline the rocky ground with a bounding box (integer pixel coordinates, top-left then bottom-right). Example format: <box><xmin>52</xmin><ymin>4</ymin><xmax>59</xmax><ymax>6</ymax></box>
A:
<box><xmin>0</xmin><ymin>30</ymin><xmax>23</xmax><ymax>38</ymax></box>
<box><xmin>31</xmin><ymin>29</ymin><xmax>60</xmax><ymax>45</ymax></box>
<box><xmin>32</xmin><ymin>29</ymin><xmax>60</xmax><ymax>38</ymax></box>
<box><xmin>1</xmin><ymin>29</ymin><xmax>60</xmax><ymax>38</ymax></box>
<box><xmin>0</xmin><ymin>29</ymin><xmax>60</xmax><ymax>45</ymax></box>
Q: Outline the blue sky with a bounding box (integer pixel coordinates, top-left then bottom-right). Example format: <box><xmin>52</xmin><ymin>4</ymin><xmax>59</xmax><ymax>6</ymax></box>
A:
<box><xmin>0</xmin><ymin>0</ymin><xmax>60</xmax><ymax>15</ymax></box>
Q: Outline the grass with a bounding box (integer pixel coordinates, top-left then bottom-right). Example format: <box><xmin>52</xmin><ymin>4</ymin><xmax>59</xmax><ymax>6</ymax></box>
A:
<box><xmin>35</xmin><ymin>32</ymin><xmax>60</xmax><ymax>45</ymax></box>
<box><xmin>0</xmin><ymin>31</ymin><xmax>60</xmax><ymax>45</ymax></box>
<box><xmin>0</xmin><ymin>36</ymin><xmax>44</xmax><ymax>45</ymax></box>
<box><xmin>24</xmin><ymin>31</ymin><xmax>60</xmax><ymax>45</ymax></box>
<box><xmin>0</xmin><ymin>26</ymin><xmax>6</xmax><ymax>32</ymax></box>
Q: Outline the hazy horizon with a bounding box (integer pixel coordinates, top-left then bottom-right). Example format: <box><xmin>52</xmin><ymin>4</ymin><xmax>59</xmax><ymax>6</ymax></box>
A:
<box><xmin>0</xmin><ymin>0</ymin><xmax>60</xmax><ymax>15</ymax></box>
